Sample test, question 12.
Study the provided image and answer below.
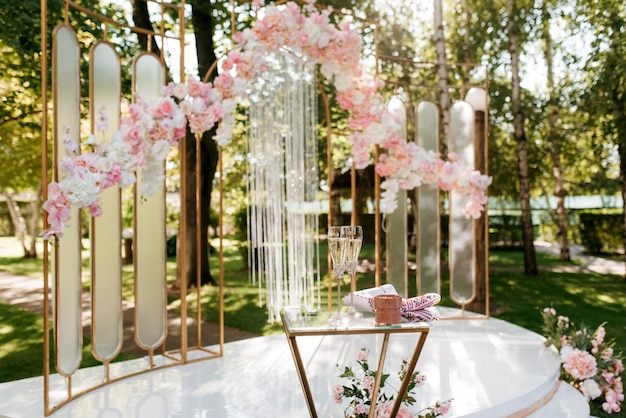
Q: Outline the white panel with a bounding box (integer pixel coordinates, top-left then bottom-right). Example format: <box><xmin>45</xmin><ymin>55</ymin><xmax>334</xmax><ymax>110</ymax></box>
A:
<box><xmin>133</xmin><ymin>53</ymin><xmax>167</xmax><ymax>349</ymax></box>
<box><xmin>91</xmin><ymin>42</ymin><xmax>123</xmax><ymax>360</ymax></box>
<box><xmin>53</xmin><ymin>24</ymin><xmax>83</xmax><ymax>376</ymax></box>
<box><xmin>449</xmin><ymin>101</ymin><xmax>475</xmax><ymax>304</ymax></box>
<box><xmin>416</xmin><ymin>101</ymin><xmax>440</xmax><ymax>295</ymax></box>
<box><xmin>385</xmin><ymin>97</ymin><xmax>408</xmax><ymax>296</ymax></box>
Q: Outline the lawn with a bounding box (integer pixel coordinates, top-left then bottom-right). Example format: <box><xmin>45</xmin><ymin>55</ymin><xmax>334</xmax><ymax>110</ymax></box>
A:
<box><xmin>1</xmin><ymin>236</ymin><xmax>624</xmax><ymax>416</ymax></box>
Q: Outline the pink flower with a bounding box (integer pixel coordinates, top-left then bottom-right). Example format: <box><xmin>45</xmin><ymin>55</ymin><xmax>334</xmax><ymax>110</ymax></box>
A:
<box><xmin>602</xmin><ymin>347</ymin><xmax>615</xmax><ymax>361</ymax></box>
<box><xmin>396</xmin><ymin>407</ymin><xmax>414</xmax><ymax>418</ymax></box>
<box><xmin>154</xmin><ymin>97</ymin><xmax>176</xmax><ymax>118</ymax></box>
<box><xmin>561</xmin><ymin>347</ymin><xmax>597</xmax><ymax>380</ymax></box>
<box><xmin>42</xmin><ymin>182</ymin><xmax>72</xmax><ymax>239</ymax></box>
<box><xmin>433</xmin><ymin>400</ymin><xmax>452</xmax><ymax>415</ymax></box>
<box><xmin>187</xmin><ymin>76</ymin><xmax>205</xmax><ymax>97</ymax></box>
<box><xmin>362</xmin><ymin>375</ymin><xmax>375</xmax><ymax>395</ymax></box>
<box><xmin>333</xmin><ymin>384</ymin><xmax>343</xmax><ymax>403</ymax></box>
<box><xmin>87</xmin><ymin>201</ymin><xmax>103</xmax><ymax>217</ymax></box>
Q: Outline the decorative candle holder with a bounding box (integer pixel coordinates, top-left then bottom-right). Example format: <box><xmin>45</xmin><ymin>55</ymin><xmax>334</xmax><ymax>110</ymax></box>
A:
<box><xmin>373</xmin><ymin>294</ymin><xmax>402</xmax><ymax>325</ymax></box>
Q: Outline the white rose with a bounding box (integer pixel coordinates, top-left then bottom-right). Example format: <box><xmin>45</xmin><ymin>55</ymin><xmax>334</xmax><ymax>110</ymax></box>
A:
<box><xmin>179</xmin><ymin>99</ymin><xmax>193</xmax><ymax>115</ymax></box>
<box><xmin>173</xmin><ymin>111</ymin><xmax>187</xmax><ymax>129</ymax></box>
<box><xmin>172</xmin><ymin>83</ymin><xmax>188</xmax><ymax>100</ymax></box>
<box><xmin>333</xmin><ymin>72</ymin><xmax>353</xmax><ymax>92</ymax></box>
<box><xmin>579</xmin><ymin>379</ymin><xmax>602</xmax><ymax>400</ymax></box>
<box><xmin>60</xmin><ymin>175</ymin><xmax>100</xmax><ymax>208</ymax></box>
<box><xmin>362</xmin><ymin>122</ymin><xmax>387</xmax><ymax>145</ymax></box>
<box><xmin>192</xmin><ymin>97</ymin><xmax>207</xmax><ymax>114</ymax></box>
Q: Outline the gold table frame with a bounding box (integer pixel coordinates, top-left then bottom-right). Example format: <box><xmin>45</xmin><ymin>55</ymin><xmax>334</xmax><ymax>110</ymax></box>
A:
<box><xmin>280</xmin><ymin>311</ymin><xmax>430</xmax><ymax>418</ymax></box>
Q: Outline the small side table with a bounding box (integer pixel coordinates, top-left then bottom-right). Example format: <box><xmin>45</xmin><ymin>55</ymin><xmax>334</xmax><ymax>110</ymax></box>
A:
<box><xmin>280</xmin><ymin>311</ymin><xmax>430</xmax><ymax>418</ymax></box>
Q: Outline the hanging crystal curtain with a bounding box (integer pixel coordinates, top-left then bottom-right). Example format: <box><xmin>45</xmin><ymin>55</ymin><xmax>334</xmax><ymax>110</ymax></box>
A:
<box><xmin>247</xmin><ymin>51</ymin><xmax>321</xmax><ymax>322</ymax></box>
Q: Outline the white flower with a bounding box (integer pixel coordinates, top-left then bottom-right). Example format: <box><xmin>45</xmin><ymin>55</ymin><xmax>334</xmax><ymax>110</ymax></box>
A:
<box><xmin>138</xmin><ymin>163</ymin><xmax>164</xmax><ymax>196</ymax></box>
<box><xmin>60</xmin><ymin>175</ymin><xmax>101</xmax><ymax>208</ymax></box>
<box><xmin>172</xmin><ymin>82</ymin><xmax>188</xmax><ymax>100</ymax></box>
<box><xmin>333</xmin><ymin>72</ymin><xmax>353</xmax><ymax>92</ymax></box>
<box><xmin>380</xmin><ymin>179</ymin><xmax>399</xmax><ymax>213</ymax></box>
<box><xmin>362</xmin><ymin>122</ymin><xmax>387</xmax><ymax>145</ymax></box>
<box><xmin>231</xmin><ymin>78</ymin><xmax>248</xmax><ymax>96</ymax></box>
<box><xmin>151</xmin><ymin>140</ymin><xmax>171</xmax><ymax>161</ymax></box>
<box><xmin>179</xmin><ymin>99</ymin><xmax>193</xmax><ymax>115</ymax></box>
<box><xmin>320</xmin><ymin>62</ymin><xmax>339</xmax><ymax>80</ymax></box>
<box><xmin>192</xmin><ymin>97</ymin><xmax>207</xmax><ymax>114</ymax></box>
<box><xmin>221</xmin><ymin>98</ymin><xmax>237</xmax><ymax>114</ymax></box>
<box><xmin>214</xmin><ymin>120</ymin><xmax>234</xmax><ymax>146</ymax></box>
<box><xmin>84</xmin><ymin>134</ymin><xmax>97</xmax><ymax>146</ymax></box>
<box><xmin>580</xmin><ymin>379</ymin><xmax>602</xmax><ymax>400</ymax></box>
<box><xmin>119</xmin><ymin>172</ymin><xmax>136</xmax><ymax>188</ymax></box>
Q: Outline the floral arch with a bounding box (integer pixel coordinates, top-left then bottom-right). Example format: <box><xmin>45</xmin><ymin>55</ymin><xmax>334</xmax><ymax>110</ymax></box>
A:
<box><xmin>43</xmin><ymin>0</ymin><xmax>491</xmax><ymax>239</ymax></box>
<box><xmin>40</xmin><ymin>0</ymin><xmax>491</xmax><ymax>414</ymax></box>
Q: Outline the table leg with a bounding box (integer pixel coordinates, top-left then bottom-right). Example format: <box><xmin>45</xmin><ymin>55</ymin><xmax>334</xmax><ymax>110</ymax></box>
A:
<box><xmin>390</xmin><ymin>331</ymin><xmax>429</xmax><ymax>416</ymax></box>
<box><xmin>283</xmin><ymin>333</ymin><xmax>318</xmax><ymax>418</ymax></box>
<box><xmin>368</xmin><ymin>333</ymin><xmax>390</xmax><ymax>418</ymax></box>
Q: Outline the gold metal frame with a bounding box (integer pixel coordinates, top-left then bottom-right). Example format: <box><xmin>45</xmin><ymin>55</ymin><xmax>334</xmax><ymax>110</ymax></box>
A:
<box><xmin>281</xmin><ymin>311</ymin><xmax>429</xmax><ymax>418</ymax></box>
<box><xmin>377</xmin><ymin>58</ymin><xmax>490</xmax><ymax>318</ymax></box>
<box><xmin>40</xmin><ymin>1</ymin><xmax>224</xmax><ymax>415</ymax></box>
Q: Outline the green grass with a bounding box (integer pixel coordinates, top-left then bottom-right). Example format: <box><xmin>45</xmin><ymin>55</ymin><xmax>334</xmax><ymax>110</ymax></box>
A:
<box><xmin>0</xmin><ymin>302</ymin><xmax>133</xmax><ymax>383</ymax></box>
<box><xmin>1</xmin><ymin>236</ymin><xmax>625</xmax><ymax>416</ymax></box>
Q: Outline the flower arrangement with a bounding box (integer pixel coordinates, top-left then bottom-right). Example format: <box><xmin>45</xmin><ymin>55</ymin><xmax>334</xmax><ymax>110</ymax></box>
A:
<box><xmin>43</xmin><ymin>0</ymin><xmax>491</xmax><ymax>238</ymax></box>
<box><xmin>334</xmin><ymin>347</ymin><xmax>452</xmax><ymax>418</ymax></box>
<box><xmin>43</xmin><ymin>99</ymin><xmax>186</xmax><ymax>239</ymax></box>
<box><xmin>541</xmin><ymin>307</ymin><xmax>624</xmax><ymax>413</ymax></box>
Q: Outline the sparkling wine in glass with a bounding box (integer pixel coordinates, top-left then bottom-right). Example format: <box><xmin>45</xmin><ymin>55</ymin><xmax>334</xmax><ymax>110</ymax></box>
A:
<box><xmin>327</xmin><ymin>226</ymin><xmax>348</xmax><ymax>325</ymax></box>
<box><xmin>344</xmin><ymin>226</ymin><xmax>363</xmax><ymax>316</ymax></box>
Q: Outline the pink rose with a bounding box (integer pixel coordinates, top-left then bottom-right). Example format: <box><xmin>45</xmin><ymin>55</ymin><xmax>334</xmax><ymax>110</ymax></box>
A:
<box><xmin>154</xmin><ymin>97</ymin><xmax>175</xmax><ymax>118</ymax></box>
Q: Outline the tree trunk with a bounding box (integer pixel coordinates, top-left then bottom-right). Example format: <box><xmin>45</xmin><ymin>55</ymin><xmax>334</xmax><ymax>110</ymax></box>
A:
<box><xmin>329</xmin><ymin>166</ymin><xmax>343</xmax><ymax>227</ymax></box>
<box><xmin>616</xmin><ymin>100</ymin><xmax>626</xmax><ymax>279</ymax></box>
<box><xmin>132</xmin><ymin>0</ymin><xmax>162</xmax><ymax>55</ymax></box>
<box><xmin>26</xmin><ymin>182</ymin><xmax>42</xmax><ymax>258</ymax></box>
<box><xmin>507</xmin><ymin>0</ymin><xmax>537</xmax><ymax>275</ymax></box>
<box><xmin>132</xmin><ymin>0</ymin><xmax>219</xmax><ymax>288</ymax></box>
<box><xmin>433</xmin><ymin>0</ymin><xmax>452</xmax><ymax>149</ymax></box>
<box><xmin>4</xmin><ymin>192</ymin><xmax>37</xmax><ymax>258</ymax></box>
<box><xmin>542</xmin><ymin>0</ymin><xmax>570</xmax><ymax>261</ymax></box>
<box><xmin>177</xmin><ymin>1</ymin><xmax>219</xmax><ymax>288</ymax></box>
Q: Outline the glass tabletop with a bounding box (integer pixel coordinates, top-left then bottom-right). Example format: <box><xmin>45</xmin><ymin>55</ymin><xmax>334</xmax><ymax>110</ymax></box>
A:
<box><xmin>280</xmin><ymin>309</ymin><xmax>430</xmax><ymax>334</ymax></box>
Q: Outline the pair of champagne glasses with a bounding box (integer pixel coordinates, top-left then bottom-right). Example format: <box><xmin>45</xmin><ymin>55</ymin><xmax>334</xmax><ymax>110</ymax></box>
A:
<box><xmin>327</xmin><ymin>225</ymin><xmax>363</xmax><ymax>326</ymax></box>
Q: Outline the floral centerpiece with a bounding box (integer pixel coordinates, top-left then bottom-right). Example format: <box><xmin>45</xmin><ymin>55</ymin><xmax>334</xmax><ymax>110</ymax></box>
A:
<box><xmin>541</xmin><ymin>307</ymin><xmax>624</xmax><ymax>414</ymax></box>
<box><xmin>334</xmin><ymin>347</ymin><xmax>452</xmax><ymax>418</ymax></box>
<box><xmin>43</xmin><ymin>0</ymin><xmax>491</xmax><ymax>238</ymax></box>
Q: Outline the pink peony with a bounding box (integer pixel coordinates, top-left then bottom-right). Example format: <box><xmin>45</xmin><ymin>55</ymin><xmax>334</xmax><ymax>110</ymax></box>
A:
<box><xmin>561</xmin><ymin>347</ymin><xmax>597</xmax><ymax>380</ymax></box>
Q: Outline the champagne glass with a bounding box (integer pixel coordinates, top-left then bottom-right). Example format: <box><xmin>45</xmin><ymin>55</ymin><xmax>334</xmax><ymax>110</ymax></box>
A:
<box><xmin>344</xmin><ymin>226</ymin><xmax>363</xmax><ymax>316</ymax></box>
<box><xmin>327</xmin><ymin>226</ymin><xmax>348</xmax><ymax>325</ymax></box>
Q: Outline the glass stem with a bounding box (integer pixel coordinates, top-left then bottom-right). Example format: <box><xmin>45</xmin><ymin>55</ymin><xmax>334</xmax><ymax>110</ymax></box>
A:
<box><xmin>336</xmin><ymin>274</ymin><xmax>342</xmax><ymax>318</ymax></box>
<box><xmin>350</xmin><ymin>272</ymin><xmax>355</xmax><ymax>309</ymax></box>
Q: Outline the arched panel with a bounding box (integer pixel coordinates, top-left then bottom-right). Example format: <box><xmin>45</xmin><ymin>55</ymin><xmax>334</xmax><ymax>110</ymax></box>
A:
<box><xmin>90</xmin><ymin>41</ymin><xmax>123</xmax><ymax>361</ymax></box>
<box><xmin>449</xmin><ymin>101</ymin><xmax>476</xmax><ymax>305</ymax></box>
<box><xmin>416</xmin><ymin>101</ymin><xmax>440</xmax><ymax>295</ymax></box>
<box><xmin>52</xmin><ymin>24</ymin><xmax>83</xmax><ymax>376</ymax></box>
<box><xmin>132</xmin><ymin>53</ymin><xmax>167</xmax><ymax>349</ymax></box>
<box><xmin>385</xmin><ymin>97</ymin><xmax>408</xmax><ymax>297</ymax></box>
